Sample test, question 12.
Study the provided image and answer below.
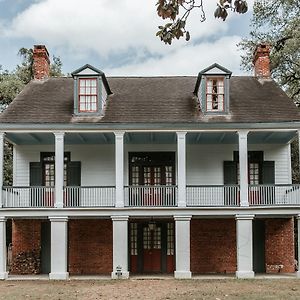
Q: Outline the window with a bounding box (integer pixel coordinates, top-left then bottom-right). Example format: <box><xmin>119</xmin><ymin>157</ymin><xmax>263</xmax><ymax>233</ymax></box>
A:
<box><xmin>41</xmin><ymin>152</ymin><xmax>70</xmax><ymax>186</ymax></box>
<box><xmin>206</xmin><ymin>78</ymin><xmax>224</xmax><ymax>111</ymax></box>
<box><xmin>78</xmin><ymin>78</ymin><xmax>98</xmax><ymax>112</ymax></box>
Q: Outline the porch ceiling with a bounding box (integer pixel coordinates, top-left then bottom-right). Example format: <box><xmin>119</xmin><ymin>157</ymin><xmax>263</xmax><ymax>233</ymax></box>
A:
<box><xmin>5</xmin><ymin>131</ymin><xmax>297</xmax><ymax>145</ymax></box>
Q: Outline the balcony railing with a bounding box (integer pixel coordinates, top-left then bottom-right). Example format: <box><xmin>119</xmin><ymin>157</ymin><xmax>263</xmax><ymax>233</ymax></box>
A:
<box><xmin>2</xmin><ymin>186</ymin><xmax>54</xmax><ymax>208</ymax></box>
<box><xmin>124</xmin><ymin>185</ymin><xmax>177</xmax><ymax>207</ymax></box>
<box><xmin>249</xmin><ymin>184</ymin><xmax>300</xmax><ymax>206</ymax></box>
<box><xmin>64</xmin><ymin>186</ymin><xmax>115</xmax><ymax>207</ymax></box>
<box><xmin>186</xmin><ymin>185</ymin><xmax>240</xmax><ymax>207</ymax></box>
<box><xmin>3</xmin><ymin>184</ymin><xmax>300</xmax><ymax>208</ymax></box>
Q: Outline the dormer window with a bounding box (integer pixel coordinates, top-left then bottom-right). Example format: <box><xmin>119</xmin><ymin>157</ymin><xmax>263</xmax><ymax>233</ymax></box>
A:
<box><xmin>194</xmin><ymin>63</ymin><xmax>232</xmax><ymax>114</ymax></box>
<box><xmin>79</xmin><ymin>78</ymin><xmax>98</xmax><ymax>112</ymax></box>
<box><xmin>206</xmin><ymin>78</ymin><xmax>224</xmax><ymax>111</ymax></box>
<box><xmin>71</xmin><ymin>64</ymin><xmax>112</xmax><ymax>116</ymax></box>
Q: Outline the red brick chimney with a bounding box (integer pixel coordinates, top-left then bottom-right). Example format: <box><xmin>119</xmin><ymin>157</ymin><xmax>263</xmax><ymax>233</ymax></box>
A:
<box><xmin>253</xmin><ymin>43</ymin><xmax>271</xmax><ymax>79</ymax></box>
<box><xmin>33</xmin><ymin>45</ymin><xmax>50</xmax><ymax>80</ymax></box>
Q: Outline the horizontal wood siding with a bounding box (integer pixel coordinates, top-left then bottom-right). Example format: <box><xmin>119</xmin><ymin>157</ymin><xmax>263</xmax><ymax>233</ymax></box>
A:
<box><xmin>13</xmin><ymin>143</ymin><xmax>291</xmax><ymax>187</ymax></box>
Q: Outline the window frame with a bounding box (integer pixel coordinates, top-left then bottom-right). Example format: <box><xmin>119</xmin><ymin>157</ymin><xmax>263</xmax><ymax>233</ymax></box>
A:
<box><xmin>205</xmin><ymin>77</ymin><xmax>225</xmax><ymax>112</ymax></box>
<box><xmin>78</xmin><ymin>77</ymin><xmax>99</xmax><ymax>113</ymax></box>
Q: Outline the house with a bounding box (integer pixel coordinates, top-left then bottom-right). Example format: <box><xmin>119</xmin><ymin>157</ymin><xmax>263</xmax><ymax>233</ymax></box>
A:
<box><xmin>0</xmin><ymin>44</ymin><xmax>300</xmax><ymax>280</ymax></box>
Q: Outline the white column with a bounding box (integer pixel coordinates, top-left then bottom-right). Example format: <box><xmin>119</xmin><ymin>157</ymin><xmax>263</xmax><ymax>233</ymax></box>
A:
<box><xmin>0</xmin><ymin>133</ymin><xmax>4</xmax><ymax>208</ymax></box>
<box><xmin>174</xmin><ymin>215</ymin><xmax>192</xmax><ymax>279</ymax></box>
<box><xmin>49</xmin><ymin>217</ymin><xmax>69</xmax><ymax>280</ymax></box>
<box><xmin>0</xmin><ymin>217</ymin><xmax>8</xmax><ymax>279</ymax></box>
<box><xmin>238</xmin><ymin>130</ymin><xmax>249</xmax><ymax>207</ymax></box>
<box><xmin>115</xmin><ymin>132</ymin><xmax>125</xmax><ymax>208</ymax></box>
<box><xmin>236</xmin><ymin>214</ymin><xmax>255</xmax><ymax>278</ymax></box>
<box><xmin>298</xmin><ymin>130</ymin><xmax>300</xmax><ymax>180</ymax></box>
<box><xmin>297</xmin><ymin>215</ymin><xmax>300</xmax><ymax>278</ymax></box>
<box><xmin>177</xmin><ymin>132</ymin><xmax>187</xmax><ymax>207</ymax></box>
<box><xmin>111</xmin><ymin>216</ymin><xmax>129</xmax><ymax>279</ymax></box>
<box><xmin>54</xmin><ymin>132</ymin><xmax>64</xmax><ymax>208</ymax></box>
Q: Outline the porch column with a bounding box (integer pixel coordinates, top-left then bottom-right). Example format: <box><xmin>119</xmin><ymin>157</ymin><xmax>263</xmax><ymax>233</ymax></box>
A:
<box><xmin>174</xmin><ymin>215</ymin><xmax>192</xmax><ymax>279</ymax></box>
<box><xmin>54</xmin><ymin>132</ymin><xmax>64</xmax><ymax>208</ymax></box>
<box><xmin>49</xmin><ymin>216</ymin><xmax>69</xmax><ymax>280</ymax></box>
<box><xmin>115</xmin><ymin>132</ymin><xmax>125</xmax><ymax>208</ymax></box>
<box><xmin>238</xmin><ymin>130</ymin><xmax>249</xmax><ymax>207</ymax></box>
<box><xmin>0</xmin><ymin>132</ymin><xmax>4</xmax><ymax>208</ymax></box>
<box><xmin>235</xmin><ymin>214</ymin><xmax>254</xmax><ymax>278</ymax></box>
<box><xmin>298</xmin><ymin>130</ymin><xmax>300</xmax><ymax>179</ymax></box>
<box><xmin>177</xmin><ymin>132</ymin><xmax>187</xmax><ymax>207</ymax></box>
<box><xmin>111</xmin><ymin>216</ymin><xmax>129</xmax><ymax>279</ymax></box>
<box><xmin>0</xmin><ymin>217</ymin><xmax>8</xmax><ymax>279</ymax></box>
<box><xmin>297</xmin><ymin>215</ymin><xmax>300</xmax><ymax>278</ymax></box>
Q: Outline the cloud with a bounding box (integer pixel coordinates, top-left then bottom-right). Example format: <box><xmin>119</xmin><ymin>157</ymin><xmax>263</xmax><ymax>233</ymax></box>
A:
<box><xmin>2</xmin><ymin>0</ymin><xmax>255</xmax><ymax>75</ymax></box>
<box><xmin>107</xmin><ymin>35</ymin><xmax>246</xmax><ymax>76</ymax></box>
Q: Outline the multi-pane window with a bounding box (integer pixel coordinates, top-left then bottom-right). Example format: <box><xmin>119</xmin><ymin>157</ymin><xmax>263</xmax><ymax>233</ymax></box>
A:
<box><xmin>153</xmin><ymin>167</ymin><xmax>161</xmax><ymax>185</ymax></box>
<box><xmin>131</xmin><ymin>166</ymin><xmax>139</xmax><ymax>186</ymax></box>
<box><xmin>249</xmin><ymin>162</ymin><xmax>260</xmax><ymax>184</ymax></box>
<box><xmin>165</xmin><ymin>166</ymin><xmax>173</xmax><ymax>185</ymax></box>
<box><xmin>42</xmin><ymin>153</ymin><xmax>69</xmax><ymax>186</ymax></box>
<box><xmin>143</xmin><ymin>167</ymin><xmax>151</xmax><ymax>185</ymax></box>
<box><xmin>143</xmin><ymin>227</ymin><xmax>151</xmax><ymax>249</ymax></box>
<box><xmin>130</xmin><ymin>223</ymin><xmax>138</xmax><ymax>255</ymax></box>
<box><xmin>206</xmin><ymin>78</ymin><xmax>224</xmax><ymax>111</ymax></box>
<box><xmin>79</xmin><ymin>78</ymin><xmax>98</xmax><ymax>112</ymax></box>
<box><xmin>153</xmin><ymin>227</ymin><xmax>161</xmax><ymax>249</ymax></box>
<box><xmin>167</xmin><ymin>223</ymin><xmax>174</xmax><ymax>255</ymax></box>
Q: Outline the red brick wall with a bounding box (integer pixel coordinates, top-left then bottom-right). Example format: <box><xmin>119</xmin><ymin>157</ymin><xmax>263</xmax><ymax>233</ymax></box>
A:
<box><xmin>11</xmin><ymin>219</ymin><xmax>42</xmax><ymax>274</ymax></box>
<box><xmin>265</xmin><ymin>218</ymin><xmax>295</xmax><ymax>273</ymax></box>
<box><xmin>191</xmin><ymin>219</ymin><xmax>236</xmax><ymax>274</ymax></box>
<box><xmin>68</xmin><ymin>219</ymin><xmax>113</xmax><ymax>275</ymax></box>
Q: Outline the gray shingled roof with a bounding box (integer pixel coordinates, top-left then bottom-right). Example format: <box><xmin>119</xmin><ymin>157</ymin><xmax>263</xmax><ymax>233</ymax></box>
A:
<box><xmin>0</xmin><ymin>76</ymin><xmax>299</xmax><ymax>124</ymax></box>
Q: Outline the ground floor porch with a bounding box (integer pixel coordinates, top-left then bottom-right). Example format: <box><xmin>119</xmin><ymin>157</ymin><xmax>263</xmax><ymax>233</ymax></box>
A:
<box><xmin>0</xmin><ymin>214</ymin><xmax>299</xmax><ymax>280</ymax></box>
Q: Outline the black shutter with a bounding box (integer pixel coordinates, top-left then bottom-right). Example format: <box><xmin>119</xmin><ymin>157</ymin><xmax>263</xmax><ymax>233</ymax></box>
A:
<box><xmin>67</xmin><ymin>161</ymin><xmax>81</xmax><ymax>186</ymax></box>
<box><xmin>224</xmin><ymin>161</ymin><xmax>237</xmax><ymax>184</ymax></box>
<box><xmin>30</xmin><ymin>162</ymin><xmax>42</xmax><ymax>186</ymax></box>
<box><xmin>66</xmin><ymin>161</ymin><xmax>81</xmax><ymax>207</ymax></box>
<box><xmin>262</xmin><ymin>161</ymin><xmax>275</xmax><ymax>184</ymax></box>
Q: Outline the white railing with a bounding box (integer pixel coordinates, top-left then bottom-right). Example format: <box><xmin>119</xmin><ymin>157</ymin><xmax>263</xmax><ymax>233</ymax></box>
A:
<box><xmin>2</xmin><ymin>186</ymin><xmax>54</xmax><ymax>208</ymax></box>
<box><xmin>186</xmin><ymin>185</ymin><xmax>240</xmax><ymax>207</ymax></box>
<box><xmin>125</xmin><ymin>185</ymin><xmax>177</xmax><ymax>207</ymax></box>
<box><xmin>63</xmin><ymin>186</ymin><xmax>115</xmax><ymax>207</ymax></box>
<box><xmin>249</xmin><ymin>184</ymin><xmax>300</xmax><ymax>206</ymax></box>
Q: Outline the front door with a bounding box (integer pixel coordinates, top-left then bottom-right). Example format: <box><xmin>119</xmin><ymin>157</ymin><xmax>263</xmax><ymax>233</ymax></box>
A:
<box><xmin>142</xmin><ymin>224</ymin><xmax>162</xmax><ymax>273</ymax></box>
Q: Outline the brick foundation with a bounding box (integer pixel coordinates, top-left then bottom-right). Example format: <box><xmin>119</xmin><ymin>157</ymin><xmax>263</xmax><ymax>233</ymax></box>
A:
<box><xmin>68</xmin><ymin>219</ymin><xmax>113</xmax><ymax>275</ymax></box>
<box><xmin>11</xmin><ymin>219</ymin><xmax>42</xmax><ymax>274</ymax></box>
<box><xmin>265</xmin><ymin>218</ymin><xmax>295</xmax><ymax>273</ymax></box>
<box><xmin>191</xmin><ymin>219</ymin><xmax>236</xmax><ymax>274</ymax></box>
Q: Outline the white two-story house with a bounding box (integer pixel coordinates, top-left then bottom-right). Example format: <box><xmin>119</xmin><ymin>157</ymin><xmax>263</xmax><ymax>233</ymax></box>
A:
<box><xmin>0</xmin><ymin>44</ymin><xmax>300</xmax><ymax>280</ymax></box>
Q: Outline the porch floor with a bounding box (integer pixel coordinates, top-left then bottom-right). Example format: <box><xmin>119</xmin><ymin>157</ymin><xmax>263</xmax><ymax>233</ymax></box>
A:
<box><xmin>6</xmin><ymin>273</ymin><xmax>297</xmax><ymax>280</ymax></box>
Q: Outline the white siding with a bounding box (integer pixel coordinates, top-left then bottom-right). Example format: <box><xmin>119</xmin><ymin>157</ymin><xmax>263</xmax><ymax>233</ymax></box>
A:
<box><xmin>13</xmin><ymin>143</ymin><xmax>292</xmax><ymax>187</ymax></box>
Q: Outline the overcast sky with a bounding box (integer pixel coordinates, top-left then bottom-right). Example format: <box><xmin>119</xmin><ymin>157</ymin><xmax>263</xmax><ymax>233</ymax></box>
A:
<box><xmin>0</xmin><ymin>0</ymin><xmax>255</xmax><ymax>76</ymax></box>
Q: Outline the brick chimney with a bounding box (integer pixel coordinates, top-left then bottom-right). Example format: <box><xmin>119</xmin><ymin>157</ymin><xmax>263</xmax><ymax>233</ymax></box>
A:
<box><xmin>33</xmin><ymin>45</ymin><xmax>50</xmax><ymax>80</ymax></box>
<box><xmin>253</xmin><ymin>43</ymin><xmax>271</xmax><ymax>79</ymax></box>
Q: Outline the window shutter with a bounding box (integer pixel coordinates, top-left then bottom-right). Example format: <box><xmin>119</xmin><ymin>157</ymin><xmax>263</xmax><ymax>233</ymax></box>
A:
<box><xmin>224</xmin><ymin>161</ymin><xmax>237</xmax><ymax>184</ymax></box>
<box><xmin>262</xmin><ymin>161</ymin><xmax>275</xmax><ymax>184</ymax></box>
<box><xmin>67</xmin><ymin>161</ymin><xmax>81</xmax><ymax>186</ymax></box>
<box><xmin>30</xmin><ymin>162</ymin><xmax>42</xmax><ymax>186</ymax></box>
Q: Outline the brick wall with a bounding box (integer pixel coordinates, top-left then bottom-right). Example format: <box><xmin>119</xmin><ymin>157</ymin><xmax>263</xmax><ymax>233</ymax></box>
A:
<box><xmin>265</xmin><ymin>218</ymin><xmax>295</xmax><ymax>273</ymax></box>
<box><xmin>11</xmin><ymin>219</ymin><xmax>42</xmax><ymax>274</ymax></box>
<box><xmin>68</xmin><ymin>219</ymin><xmax>113</xmax><ymax>275</ymax></box>
<box><xmin>191</xmin><ymin>219</ymin><xmax>236</xmax><ymax>274</ymax></box>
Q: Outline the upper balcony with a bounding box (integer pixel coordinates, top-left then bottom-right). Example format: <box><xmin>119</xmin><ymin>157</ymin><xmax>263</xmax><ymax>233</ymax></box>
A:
<box><xmin>2</xmin><ymin>184</ymin><xmax>300</xmax><ymax>208</ymax></box>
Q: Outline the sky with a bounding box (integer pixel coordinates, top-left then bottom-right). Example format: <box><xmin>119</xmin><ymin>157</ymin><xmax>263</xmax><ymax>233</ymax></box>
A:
<box><xmin>0</xmin><ymin>0</ymin><xmax>255</xmax><ymax>76</ymax></box>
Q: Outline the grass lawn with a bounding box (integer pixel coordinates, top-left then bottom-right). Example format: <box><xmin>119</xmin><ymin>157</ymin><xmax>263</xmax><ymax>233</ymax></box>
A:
<box><xmin>0</xmin><ymin>279</ymin><xmax>299</xmax><ymax>299</ymax></box>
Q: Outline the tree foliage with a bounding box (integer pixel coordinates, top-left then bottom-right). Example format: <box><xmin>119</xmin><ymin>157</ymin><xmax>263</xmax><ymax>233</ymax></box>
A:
<box><xmin>239</xmin><ymin>0</ymin><xmax>300</xmax><ymax>105</ymax></box>
<box><xmin>0</xmin><ymin>47</ymin><xmax>63</xmax><ymax>185</ymax></box>
<box><xmin>156</xmin><ymin>0</ymin><xmax>248</xmax><ymax>44</ymax></box>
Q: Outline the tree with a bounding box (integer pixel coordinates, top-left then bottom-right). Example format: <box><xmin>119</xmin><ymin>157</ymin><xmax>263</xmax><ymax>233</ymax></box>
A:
<box><xmin>156</xmin><ymin>0</ymin><xmax>248</xmax><ymax>44</ymax></box>
<box><xmin>0</xmin><ymin>47</ymin><xmax>63</xmax><ymax>185</ymax></box>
